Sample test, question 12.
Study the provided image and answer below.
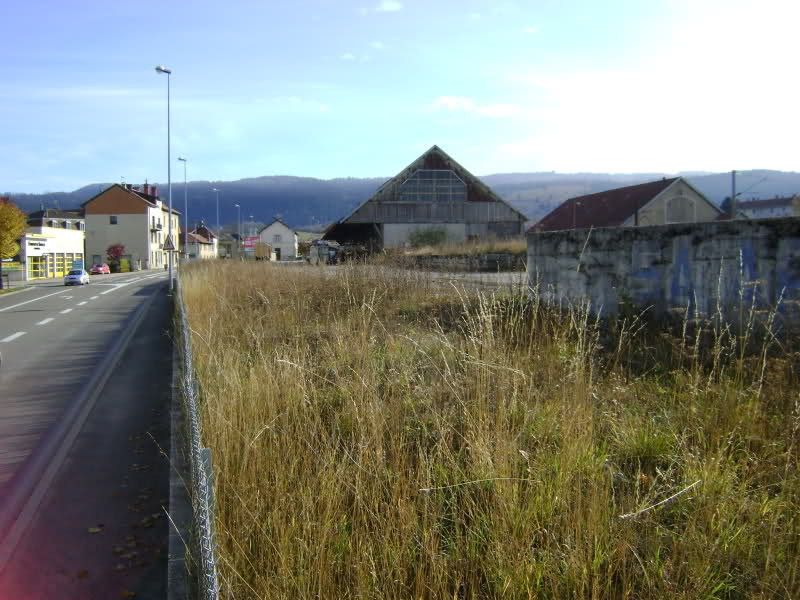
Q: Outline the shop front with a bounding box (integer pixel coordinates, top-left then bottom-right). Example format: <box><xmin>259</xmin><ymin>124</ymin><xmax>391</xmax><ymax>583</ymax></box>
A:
<box><xmin>19</xmin><ymin>232</ymin><xmax>85</xmax><ymax>281</ymax></box>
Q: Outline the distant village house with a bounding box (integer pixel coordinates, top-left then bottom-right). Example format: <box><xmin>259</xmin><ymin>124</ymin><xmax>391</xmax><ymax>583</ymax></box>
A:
<box><xmin>532</xmin><ymin>177</ymin><xmax>721</xmax><ymax>232</ymax></box>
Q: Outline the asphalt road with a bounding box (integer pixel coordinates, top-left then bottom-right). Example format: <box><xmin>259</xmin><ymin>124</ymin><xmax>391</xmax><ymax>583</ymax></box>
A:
<box><xmin>0</xmin><ymin>271</ymin><xmax>173</xmax><ymax>599</ymax></box>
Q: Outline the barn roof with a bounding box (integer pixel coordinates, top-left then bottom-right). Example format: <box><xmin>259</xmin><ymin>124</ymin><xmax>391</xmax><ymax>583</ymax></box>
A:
<box><xmin>323</xmin><ymin>145</ymin><xmax>527</xmax><ymax>240</ymax></box>
<box><xmin>533</xmin><ymin>178</ymin><xmax>680</xmax><ymax>232</ymax></box>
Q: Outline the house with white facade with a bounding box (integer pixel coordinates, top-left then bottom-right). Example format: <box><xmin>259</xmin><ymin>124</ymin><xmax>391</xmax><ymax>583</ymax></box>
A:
<box><xmin>83</xmin><ymin>183</ymin><xmax>180</xmax><ymax>270</ymax></box>
<box><xmin>181</xmin><ymin>223</ymin><xmax>218</xmax><ymax>260</ymax></box>
<box><xmin>736</xmin><ymin>197</ymin><xmax>796</xmax><ymax>219</ymax></box>
<box><xmin>15</xmin><ymin>208</ymin><xmax>86</xmax><ymax>281</ymax></box>
<box><xmin>258</xmin><ymin>218</ymin><xmax>298</xmax><ymax>260</ymax></box>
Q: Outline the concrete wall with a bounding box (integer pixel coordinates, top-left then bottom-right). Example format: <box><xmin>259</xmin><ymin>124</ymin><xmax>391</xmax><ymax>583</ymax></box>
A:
<box><xmin>527</xmin><ymin>217</ymin><xmax>800</xmax><ymax>321</ymax></box>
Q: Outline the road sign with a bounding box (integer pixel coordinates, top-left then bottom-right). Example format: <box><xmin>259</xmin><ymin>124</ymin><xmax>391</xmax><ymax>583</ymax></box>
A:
<box><xmin>162</xmin><ymin>234</ymin><xmax>176</xmax><ymax>251</ymax></box>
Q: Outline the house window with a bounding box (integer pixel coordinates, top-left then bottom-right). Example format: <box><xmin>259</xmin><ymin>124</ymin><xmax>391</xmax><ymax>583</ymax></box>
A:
<box><xmin>273</xmin><ymin>234</ymin><xmax>282</xmax><ymax>243</ymax></box>
<box><xmin>110</xmin><ymin>215</ymin><xmax>118</xmax><ymax>225</ymax></box>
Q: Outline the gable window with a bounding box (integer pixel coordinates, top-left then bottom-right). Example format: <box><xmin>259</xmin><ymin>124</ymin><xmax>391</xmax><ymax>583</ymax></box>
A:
<box><xmin>398</xmin><ymin>169</ymin><xmax>467</xmax><ymax>203</ymax></box>
<box><xmin>110</xmin><ymin>215</ymin><xmax>118</xmax><ymax>225</ymax></box>
<box><xmin>273</xmin><ymin>234</ymin><xmax>282</xmax><ymax>243</ymax></box>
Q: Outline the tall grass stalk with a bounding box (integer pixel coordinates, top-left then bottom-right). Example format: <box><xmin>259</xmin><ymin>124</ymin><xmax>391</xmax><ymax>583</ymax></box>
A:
<box><xmin>183</xmin><ymin>261</ymin><xmax>800</xmax><ymax>599</ymax></box>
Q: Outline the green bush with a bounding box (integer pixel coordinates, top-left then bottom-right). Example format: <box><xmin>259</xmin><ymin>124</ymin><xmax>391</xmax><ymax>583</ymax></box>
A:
<box><xmin>408</xmin><ymin>227</ymin><xmax>447</xmax><ymax>248</ymax></box>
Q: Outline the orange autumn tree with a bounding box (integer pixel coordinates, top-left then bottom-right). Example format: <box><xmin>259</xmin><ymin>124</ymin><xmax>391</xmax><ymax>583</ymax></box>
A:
<box><xmin>0</xmin><ymin>199</ymin><xmax>26</xmax><ymax>290</ymax></box>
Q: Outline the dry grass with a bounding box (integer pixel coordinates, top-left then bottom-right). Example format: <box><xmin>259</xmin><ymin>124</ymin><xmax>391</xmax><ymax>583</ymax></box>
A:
<box><xmin>400</xmin><ymin>236</ymin><xmax>528</xmax><ymax>257</ymax></box>
<box><xmin>182</xmin><ymin>260</ymin><xmax>800</xmax><ymax>599</ymax></box>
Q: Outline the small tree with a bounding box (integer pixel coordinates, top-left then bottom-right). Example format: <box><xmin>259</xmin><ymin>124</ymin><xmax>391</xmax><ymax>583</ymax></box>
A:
<box><xmin>106</xmin><ymin>243</ymin><xmax>126</xmax><ymax>272</ymax></box>
<box><xmin>0</xmin><ymin>200</ymin><xmax>26</xmax><ymax>290</ymax></box>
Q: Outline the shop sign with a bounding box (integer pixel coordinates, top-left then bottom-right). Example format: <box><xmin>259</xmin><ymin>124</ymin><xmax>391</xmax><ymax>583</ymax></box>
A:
<box><xmin>26</xmin><ymin>238</ymin><xmax>50</xmax><ymax>256</ymax></box>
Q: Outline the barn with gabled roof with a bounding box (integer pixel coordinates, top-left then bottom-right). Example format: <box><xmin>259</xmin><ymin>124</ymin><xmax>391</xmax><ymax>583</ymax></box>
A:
<box><xmin>323</xmin><ymin>145</ymin><xmax>527</xmax><ymax>249</ymax></box>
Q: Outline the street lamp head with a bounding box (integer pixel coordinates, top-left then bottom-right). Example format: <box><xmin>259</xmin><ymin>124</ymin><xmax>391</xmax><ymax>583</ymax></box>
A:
<box><xmin>234</xmin><ymin>203</ymin><xmax>240</xmax><ymax>208</ymax></box>
<box><xmin>177</xmin><ymin>156</ymin><xmax>187</xmax><ymax>162</ymax></box>
<box><xmin>155</xmin><ymin>65</ymin><xmax>172</xmax><ymax>75</ymax></box>
<box><xmin>212</xmin><ymin>188</ymin><xmax>218</xmax><ymax>192</ymax></box>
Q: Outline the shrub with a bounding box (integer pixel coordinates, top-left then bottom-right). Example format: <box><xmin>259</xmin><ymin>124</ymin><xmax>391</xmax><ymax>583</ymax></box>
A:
<box><xmin>408</xmin><ymin>227</ymin><xmax>447</xmax><ymax>248</ymax></box>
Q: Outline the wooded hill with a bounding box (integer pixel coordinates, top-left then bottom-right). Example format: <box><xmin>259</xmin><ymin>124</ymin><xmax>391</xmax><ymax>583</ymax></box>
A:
<box><xmin>7</xmin><ymin>169</ymin><xmax>799</xmax><ymax>230</ymax></box>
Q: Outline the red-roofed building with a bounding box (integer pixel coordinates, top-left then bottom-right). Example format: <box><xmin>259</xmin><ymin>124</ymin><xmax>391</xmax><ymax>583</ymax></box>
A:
<box><xmin>83</xmin><ymin>183</ymin><xmax>181</xmax><ymax>269</ymax></box>
<box><xmin>532</xmin><ymin>177</ymin><xmax>720</xmax><ymax>232</ymax></box>
<box><xmin>181</xmin><ymin>222</ymin><xmax>218</xmax><ymax>260</ymax></box>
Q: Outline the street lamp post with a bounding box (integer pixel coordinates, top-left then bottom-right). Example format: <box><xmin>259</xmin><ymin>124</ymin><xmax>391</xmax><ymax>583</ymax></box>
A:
<box><xmin>178</xmin><ymin>156</ymin><xmax>188</xmax><ymax>258</ymax></box>
<box><xmin>235</xmin><ymin>203</ymin><xmax>241</xmax><ymax>257</ymax></box>
<box><xmin>155</xmin><ymin>65</ymin><xmax>174</xmax><ymax>292</ymax></box>
<box><xmin>213</xmin><ymin>188</ymin><xmax>220</xmax><ymax>234</ymax></box>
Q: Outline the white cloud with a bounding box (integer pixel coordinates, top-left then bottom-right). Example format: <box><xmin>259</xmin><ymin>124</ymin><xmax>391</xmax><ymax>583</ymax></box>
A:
<box><xmin>339</xmin><ymin>52</ymin><xmax>356</xmax><ymax>61</ymax></box>
<box><xmin>376</xmin><ymin>0</ymin><xmax>403</xmax><ymax>11</ymax></box>
<box><xmin>432</xmin><ymin>96</ymin><xmax>476</xmax><ymax>111</ymax></box>
<box><xmin>475</xmin><ymin>104</ymin><xmax>518</xmax><ymax>117</ymax></box>
<box><xmin>522</xmin><ymin>24</ymin><xmax>541</xmax><ymax>34</ymax></box>
<box><xmin>369</xmin><ymin>40</ymin><xmax>386</xmax><ymax>49</ymax></box>
<box><xmin>467</xmin><ymin>12</ymin><xmax>481</xmax><ymax>20</ymax></box>
<box><xmin>432</xmin><ymin>96</ymin><xmax>522</xmax><ymax>119</ymax></box>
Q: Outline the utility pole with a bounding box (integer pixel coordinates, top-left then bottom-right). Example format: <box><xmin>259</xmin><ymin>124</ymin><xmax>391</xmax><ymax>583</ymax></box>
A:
<box><xmin>731</xmin><ymin>170</ymin><xmax>736</xmax><ymax>217</ymax></box>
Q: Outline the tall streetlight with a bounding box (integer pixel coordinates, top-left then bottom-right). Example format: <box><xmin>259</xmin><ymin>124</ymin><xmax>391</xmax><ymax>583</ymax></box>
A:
<box><xmin>178</xmin><ymin>156</ymin><xmax>188</xmax><ymax>258</ymax></box>
<box><xmin>155</xmin><ymin>64</ymin><xmax>174</xmax><ymax>292</ymax></box>
<box><xmin>212</xmin><ymin>188</ymin><xmax>220</xmax><ymax>233</ymax></box>
<box><xmin>235</xmin><ymin>203</ymin><xmax>241</xmax><ymax>257</ymax></box>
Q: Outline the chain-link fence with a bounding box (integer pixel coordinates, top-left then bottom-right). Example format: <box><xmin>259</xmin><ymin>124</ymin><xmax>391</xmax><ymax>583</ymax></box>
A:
<box><xmin>175</xmin><ymin>276</ymin><xmax>220</xmax><ymax>600</ymax></box>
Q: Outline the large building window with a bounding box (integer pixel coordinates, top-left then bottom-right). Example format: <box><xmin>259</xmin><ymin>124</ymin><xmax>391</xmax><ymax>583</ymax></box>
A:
<box><xmin>397</xmin><ymin>169</ymin><xmax>466</xmax><ymax>203</ymax></box>
<box><xmin>110</xmin><ymin>215</ymin><xmax>118</xmax><ymax>225</ymax></box>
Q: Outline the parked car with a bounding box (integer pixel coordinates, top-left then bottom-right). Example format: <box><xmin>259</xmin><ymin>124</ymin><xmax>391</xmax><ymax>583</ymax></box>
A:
<box><xmin>90</xmin><ymin>263</ymin><xmax>111</xmax><ymax>275</ymax></box>
<box><xmin>64</xmin><ymin>269</ymin><xmax>90</xmax><ymax>286</ymax></box>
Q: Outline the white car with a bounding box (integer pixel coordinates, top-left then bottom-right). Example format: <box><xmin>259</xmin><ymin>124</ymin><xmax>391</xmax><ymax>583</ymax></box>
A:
<box><xmin>64</xmin><ymin>269</ymin><xmax>90</xmax><ymax>286</ymax></box>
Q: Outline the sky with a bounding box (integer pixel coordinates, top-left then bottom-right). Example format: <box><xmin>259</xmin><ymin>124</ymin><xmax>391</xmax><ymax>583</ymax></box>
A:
<box><xmin>1</xmin><ymin>0</ymin><xmax>798</xmax><ymax>193</ymax></box>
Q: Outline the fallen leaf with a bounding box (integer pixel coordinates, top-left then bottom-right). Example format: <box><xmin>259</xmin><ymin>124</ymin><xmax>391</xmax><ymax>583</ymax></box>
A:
<box><xmin>120</xmin><ymin>588</ymin><xmax>136</xmax><ymax>597</ymax></box>
<box><xmin>114</xmin><ymin>563</ymin><xmax>126</xmax><ymax>571</ymax></box>
<box><xmin>76</xmin><ymin>569</ymin><xmax>89</xmax><ymax>579</ymax></box>
<box><xmin>87</xmin><ymin>526</ymin><xmax>103</xmax><ymax>534</ymax></box>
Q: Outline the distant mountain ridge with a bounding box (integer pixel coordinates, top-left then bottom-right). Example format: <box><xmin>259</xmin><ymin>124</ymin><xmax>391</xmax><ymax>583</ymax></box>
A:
<box><xmin>6</xmin><ymin>169</ymin><xmax>799</xmax><ymax>230</ymax></box>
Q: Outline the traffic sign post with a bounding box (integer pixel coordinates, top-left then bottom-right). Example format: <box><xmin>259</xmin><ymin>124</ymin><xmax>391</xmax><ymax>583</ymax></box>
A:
<box><xmin>163</xmin><ymin>234</ymin><xmax>176</xmax><ymax>252</ymax></box>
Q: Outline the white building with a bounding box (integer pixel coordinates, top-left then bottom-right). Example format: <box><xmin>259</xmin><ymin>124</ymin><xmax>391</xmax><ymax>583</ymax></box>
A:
<box><xmin>737</xmin><ymin>197</ymin><xmax>796</xmax><ymax>219</ymax></box>
<box><xmin>182</xmin><ymin>223</ymin><xmax>218</xmax><ymax>260</ymax></box>
<box><xmin>83</xmin><ymin>183</ymin><xmax>180</xmax><ymax>270</ymax></box>
<box><xmin>15</xmin><ymin>209</ymin><xmax>86</xmax><ymax>281</ymax></box>
<box><xmin>258</xmin><ymin>218</ymin><xmax>298</xmax><ymax>260</ymax></box>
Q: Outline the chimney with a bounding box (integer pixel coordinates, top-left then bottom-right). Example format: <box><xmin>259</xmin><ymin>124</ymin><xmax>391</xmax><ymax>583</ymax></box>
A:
<box><xmin>152</xmin><ymin>185</ymin><xmax>158</xmax><ymax>198</ymax></box>
<box><xmin>143</xmin><ymin>182</ymin><xmax>149</xmax><ymax>197</ymax></box>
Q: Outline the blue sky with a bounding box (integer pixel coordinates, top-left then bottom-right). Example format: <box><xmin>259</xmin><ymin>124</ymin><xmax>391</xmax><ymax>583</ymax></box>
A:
<box><xmin>1</xmin><ymin>0</ymin><xmax>797</xmax><ymax>193</ymax></box>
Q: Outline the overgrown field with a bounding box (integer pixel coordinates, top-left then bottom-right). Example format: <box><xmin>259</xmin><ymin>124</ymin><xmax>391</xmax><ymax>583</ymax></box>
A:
<box><xmin>182</xmin><ymin>261</ymin><xmax>800</xmax><ymax>599</ymax></box>
<box><xmin>397</xmin><ymin>236</ymin><xmax>527</xmax><ymax>257</ymax></box>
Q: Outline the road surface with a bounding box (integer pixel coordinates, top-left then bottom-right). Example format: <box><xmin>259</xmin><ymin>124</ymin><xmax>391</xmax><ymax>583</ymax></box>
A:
<box><xmin>0</xmin><ymin>271</ymin><xmax>173</xmax><ymax>599</ymax></box>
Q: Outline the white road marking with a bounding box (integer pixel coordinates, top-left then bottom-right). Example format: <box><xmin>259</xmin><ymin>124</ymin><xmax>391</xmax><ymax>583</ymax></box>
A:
<box><xmin>1</xmin><ymin>332</ymin><xmax>26</xmax><ymax>343</ymax></box>
<box><xmin>77</xmin><ymin>301</ymin><xmax>87</xmax><ymax>306</ymax></box>
<box><xmin>0</xmin><ymin>290</ymin><xmax>69</xmax><ymax>313</ymax></box>
<box><xmin>60</xmin><ymin>296</ymin><xmax>73</xmax><ymax>300</ymax></box>
<box><xmin>59</xmin><ymin>308</ymin><xmax>73</xmax><ymax>314</ymax></box>
<box><xmin>90</xmin><ymin>296</ymin><xmax>99</xmax><ymax>300</ymax></box>
<box><xmin>36</xmin><ymin>318</ymin><xmax>54</xmax><ymax>326</ymax></box>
